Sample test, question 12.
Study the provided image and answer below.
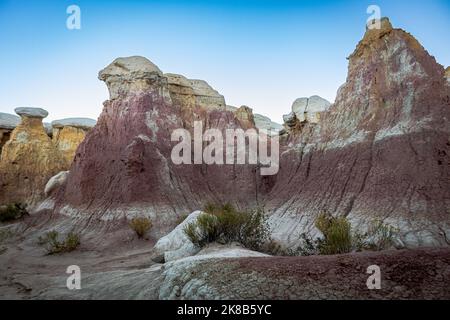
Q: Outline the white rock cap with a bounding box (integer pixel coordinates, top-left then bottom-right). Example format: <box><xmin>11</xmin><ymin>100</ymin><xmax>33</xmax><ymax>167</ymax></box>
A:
<box><xmin>51</xmin><ymin>118</ymin><xmax>96</xmax><ymax>130</ymax></box>
<box><xmin>0</xmin><ymin>112</ymin><xmax>20</xmax><ymax>130</ymax></box>
<box><xmin>291</xmin><ymin>95</ymin><xmax>331</xmax><ymax>123</ymax></box>
<box><xmin>165</xmin><ymin>73</ymin><xmax>192</xmax><ymax>87</ymax></box>
<box><xmin>14</xmin><ymin>107</ymin><xmax>49</xmax><ymax>119</ymax></box>
<box><xmin>98</xmin><ymin>56</ymin><xmax>163</xmax><ymax>81</ymax></box>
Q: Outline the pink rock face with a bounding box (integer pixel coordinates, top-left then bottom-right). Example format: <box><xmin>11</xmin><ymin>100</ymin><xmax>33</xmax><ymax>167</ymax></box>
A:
<box><xmin>266</xmin><ymin>19</ymin><xmax>450</xmax><ymax>246</ymax></box>
<box><xmin>54</xmin><ymin>20</ymin><xmax>450</xmax><ymax>245</ymax></box>
<box><xmin>53</xmin><ymin>62</ymin><xmax>266</xmax><ymax>235</ymax></box>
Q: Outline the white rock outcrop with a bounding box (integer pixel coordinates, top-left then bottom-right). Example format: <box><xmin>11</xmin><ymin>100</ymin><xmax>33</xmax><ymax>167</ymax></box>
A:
<box><xmin>291</xmin><ymin>95</ymin><xmax>331</xmax><ymax>123</ymax></box>
<box><xmin>44</xmin><ymin>171</ymin><xmax>69</xmax><ymax>197</ymax></box>
<box><xmin>153</xmin><ymin>211</ymin><xmax>204</xmax><ymax>262</ymax></box>
<box><xmin>15</xmin><ymin>107</ymin><xmax>49</xmax><ymax>119</ymax></box>
<box><xmin>51</xmin><ymin>118</ymin><xmax>96</xmax><ymax>130</ymax></box>
<box><xmin>189</xmin><ymin>79</ymin><xmax>226</xmax><ymax>110</ymax></box>
<box><xmin>0</xmin><ymin>113</ymin><xmax>20</xmax><ymax>130</ymax></box>
<box><xmin>98</xmin><ymin>56</ymin><xmax>164</xmax><ymax>100</ymax></box>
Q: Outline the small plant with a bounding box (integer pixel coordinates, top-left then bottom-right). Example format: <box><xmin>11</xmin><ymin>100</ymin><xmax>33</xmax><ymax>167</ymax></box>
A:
<box><xmin>129</xmin><ymin>217</ymin><xmax>152</xmax><ymax>238</ymax></box>
<box><xmin>289</xmin><ymin>214</ymin><xmax>399</xmax><ymax>256</ymax></box>
<box><xmin>38</xmin><ymin>230</ymin><xmax>80</xmax><ymax>255</ymax></box>
<box><xmin>315</xmin><ymin>212</ymin><xmax>353</xmax><ymax>255</ymax></box>
<box><xmin>0</xmin><ymin>203</ymin><xmax>28</xmax><ymax>222</ymax></box>
<box><xmin>184</xmin><ymin>204</ymin><xmax>270</xmax><ymax>251</ymax></box>
<box><xmin>365</xmin><ymin>219</ymin><xmax>399</xmax><ymax>251</ymax></box>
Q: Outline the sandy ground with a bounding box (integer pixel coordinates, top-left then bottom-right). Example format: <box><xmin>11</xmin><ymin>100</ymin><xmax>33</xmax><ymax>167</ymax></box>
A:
<box><xmin>1</xmin><ymin>213</ymin><xmax>449</xmax><ymax>300</ymax></box>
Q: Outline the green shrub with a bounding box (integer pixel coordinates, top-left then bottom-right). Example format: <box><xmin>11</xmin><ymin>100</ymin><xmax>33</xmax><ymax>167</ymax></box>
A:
<box><xmin>315</xmin><ymin>212</ymin><xmax>353</xmax><ymax>255</ymax></box>
<box><xmin>290</xmin><ymin>213</ymin><xmax>399</xmax><ymax>256</ymax></box>
<box><xmin>129</xmin><ymin>217</ymin><xmax>152</xmax><ymax>238</ymax></box>
<box><xmin>184</xmin><ymin>204</ymin><xmax>270</xmax><ymax>251</ymax></box>
<box><xmin>38</xmin><ymin>230</ymin><xmax>80</xmax><ymax>255</ymax></box>
<box><xmin>0</xmin><ymin>203</ymin><xmax>28</xmax><ymax>222</ymax></box>
<box><xmin>364</xmin><ymin>219</ymin><xmax>399</xmax><ymax>251</ymax></box>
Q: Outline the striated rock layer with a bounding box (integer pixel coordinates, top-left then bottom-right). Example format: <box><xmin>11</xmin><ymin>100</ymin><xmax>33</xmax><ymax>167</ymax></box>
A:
<box><xmin>52</xmin><ymin>57</ymin><xmax>267</xmax><ymax>237</ymax></box>
<box><xmin>266</xmin><ymin>18</ymin><xmax>450</xmax><ymax>247</ymax></box>
<box><xmin>50</xmin><ymin>19</ymin><xmax>450</xmax><ymax>246</ymax></box>
<box><xmin>0</xmin><ymin>108</ymin><xmax>66</xmax><ymax>206</ymax></box>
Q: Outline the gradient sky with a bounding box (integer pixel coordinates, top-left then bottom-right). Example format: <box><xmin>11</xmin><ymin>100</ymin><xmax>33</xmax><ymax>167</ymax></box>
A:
<box><xmin>0</xmin><ymin>0</ymin><xmax>449</xmax><ymax>123</ymax></box>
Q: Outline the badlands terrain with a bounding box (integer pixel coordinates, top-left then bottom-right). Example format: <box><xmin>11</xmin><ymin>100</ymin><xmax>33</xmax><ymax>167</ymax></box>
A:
<box><xmin>0</xmin><ymin>18</ymin><xmax>449</xmax><ymax>299</ymax></box>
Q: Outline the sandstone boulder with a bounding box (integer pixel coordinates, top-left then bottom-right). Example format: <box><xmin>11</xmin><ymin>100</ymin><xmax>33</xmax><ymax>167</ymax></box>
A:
<box><xmin>51</xmin><ymin>118</ymin><xmax>96</xmax><ymax>166</ymax></box>
<box><xmin>445</xmin><ymin>67</ymin><xmax>450</xmax><ymax>83</ymax></box>
<box><xmin>0</xmin><ymin>108</ymin><xmax>66</xmax><ymax>206</ymax></box>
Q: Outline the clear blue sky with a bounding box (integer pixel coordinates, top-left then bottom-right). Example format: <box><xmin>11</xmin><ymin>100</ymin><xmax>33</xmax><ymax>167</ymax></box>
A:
<box><xmin>1</xmin><ymin>0</ymin><xmax>449</xmax><ymax>123</ymax></box>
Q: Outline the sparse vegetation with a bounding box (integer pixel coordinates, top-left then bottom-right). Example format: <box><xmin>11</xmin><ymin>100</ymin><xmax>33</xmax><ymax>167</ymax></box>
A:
<box><xmin>315</xmin><ymin>212</ymin><xmax>353</xmax><ymax>255</ymax></box>
<box><xmin>0</xmin><ymin>203</ymin><xmax>28</xmax><ymax>222</ymax></box>
<box><xmin>129</xmin><ymin>217</ymin><xmax>152</xmax><ymax>238</ymax></box>
<box><xmin>291</xmin><ymin>212</ymin><xmax>399</xmax><ymax>256</ymax></box>
<box><xmin>363</xmin><ymin>219</ymin><xmax>399</xmax><ymax>251</ymax></box>
<box><xmin>37</xmin><ymin>230</ymin><xmax>80</xmax><ymax>255</ymax></box>
<box><xmin>184</xmin><ymin>203</ymin><xmax>270</xmax><ymax>251</ymax></box>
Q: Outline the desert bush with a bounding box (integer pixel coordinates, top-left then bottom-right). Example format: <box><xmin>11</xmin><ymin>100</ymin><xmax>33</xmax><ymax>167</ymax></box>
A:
<box><xmin>364</xmin><ymin>219</ymin><xmax>399</xmax><ymax>251</ymax></box>
<box><xmin>38</xmin><ymin>230</ymin><xmax>80</xmax><ymax>255</ymax></box>
<box><xmin>290</xmin><ymin>213</ymin><xmax>399</xmax><ymax>256</ymax></box>
<box><xmin>0</xmin><ymin>203</ymin><xmax>28</xmax><ymax>222</ymax></box>
<box><xmin>129</xmin><ymin>217</ymin><xmax>152</xmax><ymax>238</ymax></box>
<box><xmin>184</xmin><ymin>204</ymin><xmax>270</xmax><ymax>251</ymax></box>
<box><xmin>315</xmin><ymin>212</ymin><xmax>353</xmax><ymax>255</ymax></box>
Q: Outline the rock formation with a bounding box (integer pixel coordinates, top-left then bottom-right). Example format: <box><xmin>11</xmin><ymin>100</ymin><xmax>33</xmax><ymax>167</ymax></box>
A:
<box><xmin>51</xmin><ymin>118</ymin><xmax>96</xmax><ymax>166</ymax></box>
<box><xmin>446</xmin><ymin>66</ymin><xmax>450</xmax><ymax>83</ymax></box>
<box><xmin>189</xmin><ymin>79</ymin><xmax>226</xmax><ymax>111</ymax></box>
<box><xmin>153</xmin><ymin>210</ymin><xmax>204</xmax><ymax>262</ymax></box>
<box><xmin>0</xmin><ymin>113</ymin><xmax>20</xmax><ymax>154</ymax></box>
<box><xmin>267</xmin><ymin>17</ymin><xmax>450</xmax><ymax>247</ymax></box>
<box><xmin>52</xmin><ymin>56</ymin><xmax>264</xmax><ymax>237</ymax></box>
<box><xmin>282</xmin><ymin>95</ymin><xmax>331</xmax><ymax>134</ymax></box>
<box><xmin>0</xmin><ymin>108</ymin><xmax>66</xmax><ymax>206</ymax></box>
<box><xmin>291</xmin><ymin>95</ymin><xmax>331</xmax><ymax>123</ymax></box>
<box><xmin>47</xmin><ymin>18</ymin><xmax>449</xmax><ymax>248</ymax></box>
<box><xmin>253</xmin><ymin>113</ymin><xmax>282</xmax><ymax>134</ymax></box>
<box><xmin>233</xmin><ymin>105</ymin><xmax>255</xmax><ymax>130</ymax></box>
<box><xmin>165</xmin><ymin>73</ymin><xmax>226</xmax><ymax>128</ymax></box>
<box><xmin>44</xmin><ymin>171</ymin><xmax>69</xmax><ymax>197</ymax></box>
<box><xmin>227</xmin><ymin>105</ymin><xmax>282</xmax><ymax>133</ymax></box>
